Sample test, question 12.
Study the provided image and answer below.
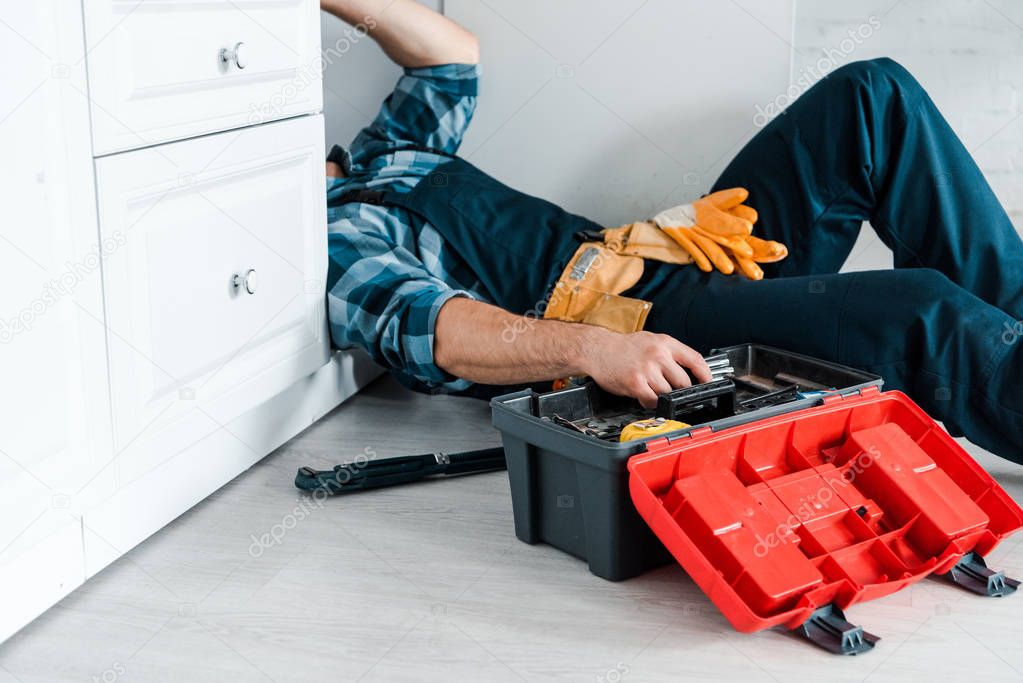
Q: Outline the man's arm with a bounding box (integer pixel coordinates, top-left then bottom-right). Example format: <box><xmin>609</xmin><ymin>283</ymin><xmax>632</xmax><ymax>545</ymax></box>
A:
<box><xmin>321</xmin><ymin>1</ymin><xmax>708</xmax><ymax>405</ymax></box>
<box><xmin>434</xmin><ymin>298</ymin><xmax>713</xmax><ymax>408</ymax></box>
<box><xmin>320</xmin><ymin>0</ymin><xmax>479</xmax><ymax>67</ymax></box>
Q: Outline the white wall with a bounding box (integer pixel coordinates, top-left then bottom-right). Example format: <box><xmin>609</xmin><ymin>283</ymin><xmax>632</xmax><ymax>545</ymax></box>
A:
<box><xmin>447</xmin><ymin>0</ymin><xmax>794</xmax><ymax>228</ymax></box>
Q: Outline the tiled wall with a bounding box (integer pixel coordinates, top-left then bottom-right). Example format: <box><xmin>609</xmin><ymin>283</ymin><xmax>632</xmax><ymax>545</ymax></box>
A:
<box><xmin>795</xmin><ymin>0</ymin><xmax>1023</xmax><ymax>268</ymax></box>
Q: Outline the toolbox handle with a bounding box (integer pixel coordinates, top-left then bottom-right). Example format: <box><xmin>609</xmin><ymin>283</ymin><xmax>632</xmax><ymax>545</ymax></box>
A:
<box><xmin>655</xmin><ymin>379</ymin><xmax>736</xmax><ymax>423</ymax></box>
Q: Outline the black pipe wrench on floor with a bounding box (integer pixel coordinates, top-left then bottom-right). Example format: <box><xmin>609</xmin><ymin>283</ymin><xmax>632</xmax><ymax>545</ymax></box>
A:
<box><xmin>294</xmin><ymin>447</ymin><xmax>505</xmax><ymax>495</ymax></box>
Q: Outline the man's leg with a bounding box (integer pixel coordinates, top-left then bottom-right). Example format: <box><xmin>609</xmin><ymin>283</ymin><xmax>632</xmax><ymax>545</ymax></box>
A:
<box><xmin>642</xmin><ymin>265</ymin><xmax>1023</xmax><ymax>465</ymax></box>
<box><xmin>712</xmin><ymin>58</ymin><xmax>1023</xmax><ymax>318</ymax></box>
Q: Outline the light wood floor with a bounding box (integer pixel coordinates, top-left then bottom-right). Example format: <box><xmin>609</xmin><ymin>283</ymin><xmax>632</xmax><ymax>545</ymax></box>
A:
<box><xmin>2</xmin><ymin>375</ymin><xmax>1023</xmax><ymax>682</ymax></box>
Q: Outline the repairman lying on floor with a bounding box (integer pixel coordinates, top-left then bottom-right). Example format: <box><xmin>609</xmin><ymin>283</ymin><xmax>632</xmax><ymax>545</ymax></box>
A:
<box><xmin>321</xmin><ymin>0</ymin><xmax>1023</xmax><ymax>464</ymax></box>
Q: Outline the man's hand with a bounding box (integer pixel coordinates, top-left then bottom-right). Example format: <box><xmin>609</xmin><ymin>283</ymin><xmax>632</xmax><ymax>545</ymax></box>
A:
<box><xmin>580</xmin><ymin>328</ymin><xmax>712</xmax><ymax>408</ymax></box>
<box><xmin>434</xmin><ymin>298</ymin><xmax>711</xmax><ymax>408</ymax></box>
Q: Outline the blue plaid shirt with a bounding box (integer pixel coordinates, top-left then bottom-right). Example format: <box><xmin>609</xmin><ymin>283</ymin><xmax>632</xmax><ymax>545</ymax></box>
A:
<box><xmin>326</xmin><ymin>63</ymin><xmax>484</xmax><ymax>393</ymax></box>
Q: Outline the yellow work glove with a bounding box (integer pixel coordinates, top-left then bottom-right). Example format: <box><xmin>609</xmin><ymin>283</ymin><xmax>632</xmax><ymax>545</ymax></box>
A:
<box><xmin>651</xmin><ymin>187</ymin><xmax>787</xmax><ymax>280</ymax></box>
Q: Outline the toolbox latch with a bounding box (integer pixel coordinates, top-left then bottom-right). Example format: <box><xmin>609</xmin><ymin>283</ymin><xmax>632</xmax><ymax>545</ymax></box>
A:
<box><xmin>650</xmin><ymin>425</ymin><xmax>714</xmax><ymax>450</ymax></box>
<box><xmin>822</xmin><ymin>385</ymin><xmax>881</xmax><ymax>405</ymax></box>
<box><xmin>793</xmin><ymin>604</ymin><xmax>879</xmax><ymax>655</ymax></box>
<box><xmin>686</xmin><ymin>426</ymin><xmax>714</xmax><ymax>440</ymax></box>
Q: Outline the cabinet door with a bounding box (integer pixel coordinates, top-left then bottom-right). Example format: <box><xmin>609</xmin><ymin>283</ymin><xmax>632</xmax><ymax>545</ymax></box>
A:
<box><xmin>94</xmin><ymin>115</ymin><xmax>330</xmax><ymax>487</ymax></box>
<box><xmin>83</xmin><ymin>0</ymin><xmax>322</xmax><ymax>155</ymax></box>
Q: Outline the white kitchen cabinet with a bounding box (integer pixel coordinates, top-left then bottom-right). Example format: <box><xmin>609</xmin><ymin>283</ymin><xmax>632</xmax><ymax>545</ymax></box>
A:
<box><xmin>94</xmin><ymin>115</ymin><xmax>330</xmax><ymax>486</ymax></box>
<box><xmin>83</xmin><ymin>0</ymin><xmax>323</xmax><ymax>155</ymax></box>
<box><xmin>2</xmin><ymin>0</ymin><xmax>379</xmax><ymax>643</ymax></box>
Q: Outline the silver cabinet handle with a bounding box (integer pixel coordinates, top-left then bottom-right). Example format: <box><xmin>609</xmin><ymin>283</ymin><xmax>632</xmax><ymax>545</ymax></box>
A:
<box><xmin>233</xmin><ymin>269</ymin><xmax>257</xmax><ymax>294</ymax></box>
<box><xmin>219</xmin><ymin>41</ymin><xmax>247</xmax><ymax>70</ymax></box>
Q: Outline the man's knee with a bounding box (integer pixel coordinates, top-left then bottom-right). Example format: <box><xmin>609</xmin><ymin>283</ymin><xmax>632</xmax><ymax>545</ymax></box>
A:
<box><xmin>880</xmin><ymin>267</ymin><xmax>953</xmax><ymax>298</ymax></box>
<box><xmin>897</xmin><ymin>266</ymin><xmax>946</xmax><ymax>283</ymax></box>
<box><xmin>828</xmin><ymin>57</ymin><xmax>924</xmax><ymax>101</ymax></box>
<box><xmin>851</xmin><ymin>268</ymin><xmax>958</xmax><ymax>322</ymax></box>
<box><xmin>841</xmin><ymin>268</ymin><xmax>967</xmax><ymax>363</ymax></box>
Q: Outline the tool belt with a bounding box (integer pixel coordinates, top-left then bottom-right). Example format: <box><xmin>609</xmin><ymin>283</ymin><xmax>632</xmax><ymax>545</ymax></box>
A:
<box><xmin>543</xmin><ymin>221</ymin><xmax>694</xmax><ymax>334</ymax></box>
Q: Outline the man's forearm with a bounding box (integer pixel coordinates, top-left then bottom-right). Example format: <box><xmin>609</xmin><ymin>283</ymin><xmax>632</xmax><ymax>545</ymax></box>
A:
<box><xmin>434</xmin><ymin>297</ymin><xmax>600</xmax><ymax>384</ymax></box>
<box><xmin>434</xmin><ymin>297</ymin><xmax>713</xmax><ymax>407</ymax></box>
<box><xmin>434</xmin><ymin>297</ymin><xmax>598</xmax><ymax>384</ymax></box>
<box><xmin>320</xmin><ymin>0</ymin><xmax>479</xmax><ymax>67</ymax></box>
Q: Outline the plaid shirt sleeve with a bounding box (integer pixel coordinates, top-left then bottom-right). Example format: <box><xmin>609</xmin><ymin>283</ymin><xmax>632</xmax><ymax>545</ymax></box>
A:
<box><xmin>326</xmin><ymin>64</ymin><xmax>482</xmax><ymax>392</ymax></box>
<box><xmin>326</xmin><ymin>209</ymin><xmax>480</xmax><ymax>392</ymax></box>
<box><xmin>348</xmin><ymin>63</ymin><xmax>480</xmax><ymax>167</ymax></box>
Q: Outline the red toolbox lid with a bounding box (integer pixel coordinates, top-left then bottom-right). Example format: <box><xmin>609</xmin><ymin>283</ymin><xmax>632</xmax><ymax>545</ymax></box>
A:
<box><xmin>627</xmin><ymin>387</ymin><xmax>1023</xmax><ymax>637</ymax></box>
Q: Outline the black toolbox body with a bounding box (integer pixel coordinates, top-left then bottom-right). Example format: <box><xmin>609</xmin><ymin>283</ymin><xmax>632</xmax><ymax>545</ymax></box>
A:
<box><xmin>490</xmin><ymin>343</ymin><xmax>882</xmax><ymax>581</ymax></box>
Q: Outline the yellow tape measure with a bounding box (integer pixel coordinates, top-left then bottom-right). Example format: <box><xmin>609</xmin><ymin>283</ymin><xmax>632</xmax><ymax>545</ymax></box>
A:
<box><xmin>619</xmin><ymin>417</ymin><xmax>690</xmax><ymax>442</ymax></box>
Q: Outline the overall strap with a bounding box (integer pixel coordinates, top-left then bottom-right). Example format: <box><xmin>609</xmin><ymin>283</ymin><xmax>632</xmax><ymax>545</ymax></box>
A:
<box><xmin>330</xmin><ymin>151</ymin><xmax>597</xmax><ymax>314</ymax></box>
<box><xmin>332</xmin><ymin>188</ymin><xmax>390</xmax><ymax>207</ymax></box>
<box><xmin>328</xmin><ymin>143</ymin><xmax>457</xmax><ymax>208</ymax></box>
<box><xmin>328</xmin><ymin>142</ymin><xmax>454</xmax><ymax>165</ymax></box>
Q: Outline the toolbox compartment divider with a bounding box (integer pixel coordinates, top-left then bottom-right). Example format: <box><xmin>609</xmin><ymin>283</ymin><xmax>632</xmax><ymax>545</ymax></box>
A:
<box><xmin>627</xmin><ymin>389</ymin><xmax>1023</xmax><ymax>632</ymax></box>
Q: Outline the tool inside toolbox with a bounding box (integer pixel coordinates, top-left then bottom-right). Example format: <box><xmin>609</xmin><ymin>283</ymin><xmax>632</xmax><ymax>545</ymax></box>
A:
<box><xmin>536</xmin><ymin>345</ymin><xmax>855</xmax><ymax>441</ymax></box>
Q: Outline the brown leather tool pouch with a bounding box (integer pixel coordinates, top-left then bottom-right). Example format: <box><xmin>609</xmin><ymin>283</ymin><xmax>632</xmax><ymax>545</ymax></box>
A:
<box><xmin>543</xmin><ymin>243</ymin><xmax>649</xmax><ymax>333</ymax></box>
<box><xmin>604</xmin><ymin>221</ymin><xmax>694</xmax><ymax>265</ymax></box>
<box><xmin>543</xmin><ymin>222</ymin><xmax>698</xmax><ymax>333</ymax></box>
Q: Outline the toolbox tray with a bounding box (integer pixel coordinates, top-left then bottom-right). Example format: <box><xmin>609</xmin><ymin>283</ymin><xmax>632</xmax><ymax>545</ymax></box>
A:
<box><xmin>491</xmin><ymin>344</ymin><xmax>883</xmax><ymax>581</ymax></box>
<box><xmin>628</xmin><ymin>386</ymin><xmax>1023</xmax><ymax>633</ymax></box>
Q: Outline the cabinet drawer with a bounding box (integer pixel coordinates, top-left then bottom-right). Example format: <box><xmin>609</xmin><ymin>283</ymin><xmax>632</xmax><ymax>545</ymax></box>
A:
<box><xmin>94</xmin><ymin>115</ymin><xmax>329</xmax><ymax>479</ymax></box>
<box><xmin>83</xmin><ymin>0</ymin><xmax>322</xmax><ymax>155</ymax></box>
